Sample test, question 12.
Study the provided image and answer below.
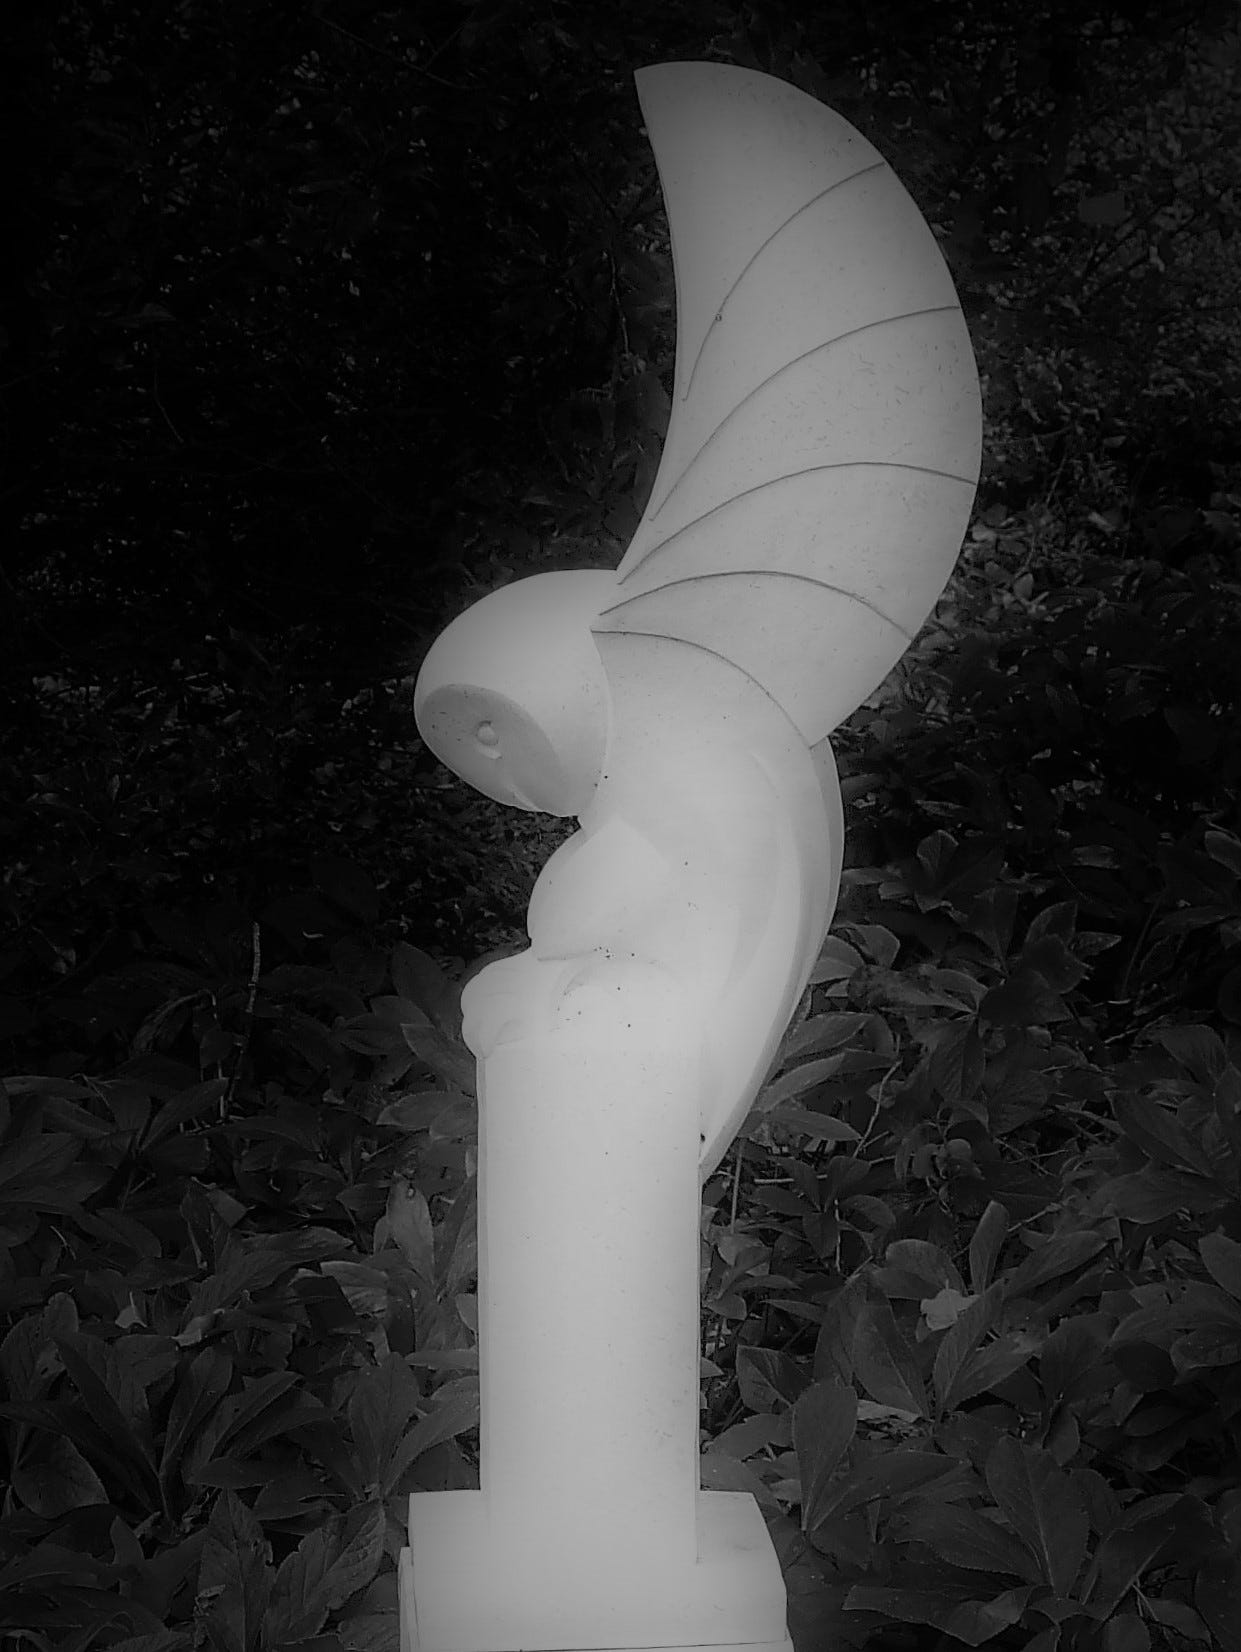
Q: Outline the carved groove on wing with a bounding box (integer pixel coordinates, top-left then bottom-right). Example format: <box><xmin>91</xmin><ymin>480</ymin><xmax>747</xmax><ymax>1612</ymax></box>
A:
<box><xmin>595</xmin><ymin>628</ymin><xmax>788</xmax><ymax>717</ymax></box>
<box><xmin>680</xmin><ymin>161</ymin><xmax>887</xmax><ymax>403</ymax></box>
<box><xmin>655</xmin><ymin>304</ymin><xmax>965</xmax><ymax>520</ymax></box>
<box><xmin>603</xmin><ymin>567</ymin><xmax>912</xmax><ymax>641</ymax></box>
<box><xmin>604</xmin><ymin>62</ymin><xmax>982</xmax><ymax>741</ymax></box>
<box><xmin>617</xmin><ymin>460</ymin><xmax>978</xmax><ymax>587</ymax></box>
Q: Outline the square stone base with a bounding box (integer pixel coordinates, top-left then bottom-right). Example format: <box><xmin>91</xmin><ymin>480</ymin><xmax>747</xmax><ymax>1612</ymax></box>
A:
<box><xmin>399</xmin><ymin>1489</ymin><xmax>793</xmax><ymax>1652</ymax></box>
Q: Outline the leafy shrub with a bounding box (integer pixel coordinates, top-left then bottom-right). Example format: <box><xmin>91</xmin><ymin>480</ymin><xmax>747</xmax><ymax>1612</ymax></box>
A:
<box><xmin>697</xmin><ymin>838</ymin><xmax>1241</xmax><ymax>1652</ymax></box>
<box><xmin>0</xmin><ymin>938</ymin><xmax>481</xmax><ymax>1650</ymax></box>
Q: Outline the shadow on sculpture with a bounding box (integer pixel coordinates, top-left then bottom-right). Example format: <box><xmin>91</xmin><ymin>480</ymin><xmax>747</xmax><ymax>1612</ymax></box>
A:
<box><xmin>402</xmin><ymin>59</ymin><xmax>980</xmax><ymax>1652</ymax></box>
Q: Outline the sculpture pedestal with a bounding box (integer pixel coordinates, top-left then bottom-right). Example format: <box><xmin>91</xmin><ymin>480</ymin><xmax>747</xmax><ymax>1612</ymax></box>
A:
<box><xmin>399</xmin><ymin>1487</ymin><xmax>793</xmax><ymax>1652</ymax></box>
<box><xmin>396</xmin><ymin>1006</ymin><xmax>792</xmax><ymax>1652</ymax></box>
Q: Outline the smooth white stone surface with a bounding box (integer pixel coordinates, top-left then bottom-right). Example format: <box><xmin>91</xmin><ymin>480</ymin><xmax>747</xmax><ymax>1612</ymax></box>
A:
<box><xmin>400</xmin><ymin>56</ymin><xmax>980</xmax><ymax>1652</ymax></box>
<box><xmin>402</xmin><ymin>1490</ymin><xmax>792</xmax><ymax>1652</ymax></box>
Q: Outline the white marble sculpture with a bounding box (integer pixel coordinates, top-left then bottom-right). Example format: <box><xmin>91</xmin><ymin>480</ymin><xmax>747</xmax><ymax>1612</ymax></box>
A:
<box><xmin>400</xmin><ymin>60</ymin><xmax>980</xmax><ymax>1652</ymax></box>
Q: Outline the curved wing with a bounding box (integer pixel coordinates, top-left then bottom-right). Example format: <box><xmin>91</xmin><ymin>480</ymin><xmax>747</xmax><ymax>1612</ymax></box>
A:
<box><xmin>593</xmin><ymin>62</ymin><xmax>981</xmax><ymax>745</ymax></box>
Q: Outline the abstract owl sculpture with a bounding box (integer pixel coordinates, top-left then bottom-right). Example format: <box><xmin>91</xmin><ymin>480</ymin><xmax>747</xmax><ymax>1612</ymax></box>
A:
<box><xmin>402</xmin><ymin>60</ymin><xmax>981</xmax><ymax>1652</ymax></box>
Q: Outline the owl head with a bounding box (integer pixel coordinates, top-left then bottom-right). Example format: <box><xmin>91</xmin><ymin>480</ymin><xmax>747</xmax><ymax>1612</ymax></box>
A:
<box><xmin>414</xmin><ymin>569</ymin><xmax>617</xmax><ymax>818</ymax></box>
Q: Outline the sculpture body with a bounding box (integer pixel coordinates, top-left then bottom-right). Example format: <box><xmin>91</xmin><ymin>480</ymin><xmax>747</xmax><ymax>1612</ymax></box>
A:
<box><xmin>401</xmin><ymin>60</ymin><xmax>980</xmax><ymax>1652</ymax></box>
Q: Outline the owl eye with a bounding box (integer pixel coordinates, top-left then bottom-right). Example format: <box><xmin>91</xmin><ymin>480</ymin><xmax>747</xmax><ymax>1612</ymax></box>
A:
<box><xmin>475</xmin><ymin>721</ymin><xmax>501</xmax><ymax>757</ymax></box>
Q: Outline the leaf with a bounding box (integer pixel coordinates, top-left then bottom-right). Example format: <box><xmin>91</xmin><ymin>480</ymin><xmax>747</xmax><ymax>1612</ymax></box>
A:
<box><xmin>55</xmin><ymin>1332</ymin><xmax>159</xmax><ymax>1487</ymax></box>
<box><xmin>382</xmin><ymin>1382</ymin><xmax>480</xmax><ymax>1492</ymax></box>
<box><xmin>843</xmin><ymin>1584</ymin><xmax>1034</xmax><ymax>1646</ymax></box>
<box><xmin>1082</xmin><ymin>1498</ymin><xmax>1197</xmax><ymax>1615</ymax></box>
<box><xmin>801</xmin><ymin>1506</ymin><xmax>873</xmax><ymax>1567</ymax></box>
<box><xmin>1101</xmin><ymin>1168</ymin><xmax>1222</xmax><ymax>1222</ymax></box>
<box><xmin>0</xmin><ymin>1076</ymin><xmax>93</xmax><ymax>1102</ymax></box>
<box><xmin>0</xmin><ymin>1292</ymin><xmax>78</xmax><ymax>1401</ymax></box>
<box><xmin>843</xmin><ymin>1194</ymin><xmax>895</xmax><ymax>1233</ymax></box>
<box><xmin>0</xmin><ymin>1397</ymin><xmax>160</xmax><ymax>1509</ymax></box>
<box><xmin>1171</xmin><ymin>1322</ymin><xmax>1241</xmax><ymax>1371</ymax></box>
<box><xmin>736</xmin><ymin>1347</ymin><xmax>809</xmax><ymax>1413</ymax></box>
<box><xmin>375</xmin><ymin>1090</ymin><xmax>460</xmax><ymax>1133</ymax></box>
<box><xmin>1151</xmin><ymin>1024</ymin><xmax>1229</xmax><ymax>1086</ymax></box>
<box><xmin>1005</xmin><ymin>1230</ymin><xmax>1106</xmax><ymax>1297</ymax></box>
<box><xmin>1113</xmin><ymin>1093</ymin><xmax>1215</xmax><ymax>1178</ymax></box>
<box><xmin>792</xmin><ymin>1380</ymin><xmax>857</xmax><ymax>1532</ymax></box>
<box><xmin>1037</xmin><ymin>1316</ymin><xmax>1107</xmax><ymax>1410</ymax></box>
<box><xmin>1204</xmin><ymin>829</ymin><xmax>1241</xmax><ymax>877</ymax></box>
<box><xmin>427</xmin><ymin>1093</ymin><xmax>478</xmax><ymax>1146</ymax></box>
<box><xmin>1103</xmin><ymin>1616</ymin><xmax>1150</xmax><ymax>1652</ymax></box>
<box><xmin>984</xmin><ymin>1437</ymin><xmax>1088</xmax><ymax>1596</ymax></box>
<box><xmin>786</xmin><ymin>1013</ymin><xmax>872</xmax><ymax>1058</ymax></box>
<box><xmin>933</xmin><ymin>1281</ymin><xmax>1004</xmax><ymax>1415</ymax></box>
<box><xmin>936</xmin><ymin>968</ymin><xmax>991</xmax><ymax>1012</ymax></box>
<box><xmin>337</xmin><ymin>1611</ymin><xmax>400</xmax><ymax>1652</ymax></box>
<box><xmin>389</xmin><ymin>943</ymin><xmax>459</xmax><ymax>1034</ymax></box>
<box><xmin>198</xmin><ymin>1491</ymin><xmax>273</xmax><ymax>1652</ymax></box>
<box><xmin>762</xmin><ymin>1056</ymin><xmax>850</xmax><ymax>1109</ymax></box>
<box><xmin>0</xmin><ymin>1131</ymin><xmax>97</xmax><ymax>1210</ymax></box>
<box><xmin>12</xmin><ymin>1430</ymin><xmax>108</xmax><ymax>1516</ymax></box>
<box><xmin>760</xmin><ymin>1105</ymin><xmax>861</xmax><ymax>1142</ymax></box>
<box><xmin>900</xmin><ymin>1503</ymin><xmax>1040</xmax><ymax>1581</ymax></box>
<box><xmin>220</xmin><ymin>1395</ymin><xmax>331</xmax><ymax>1462</ymax></box>
<box><xmin>1075</xmin><ymin>930</ymin><xmax>1121</xmax><ymax>958</ymax></box>
<box><xmin>320</xmin><ymin>1259</ymin><xmax>390</xmax><ymax>1319</ymax></box>
<box><xmin>1155</xmin><ymin>904</ymin><xmax>1235</xmax><ymax>939</ymax></box>
<box><xmin>160</xmin><ymin>1348</ymin><xmax>234</xmax><ymax>1494</ymax></box>
<box><xmin>183</xmin><ymin>1372</ymin><xmax>302</xmax><ymax>1483</ymax></box>
<box><xmin>969</xmin><ymin>1202</ymin><xmax>1009</xmax><ymax>1294</ymax></box>
<box><xmin>928</xmin><ymin>1020</ymin><xmax>985</xmax><ymax>1107</ymax></box>
<box><xmin>811</xmin><ymin>937</ymin><xmax>864</xmax><ymax>982</ymax></box>
<box><xmin>962</xmin><ymin>885</ymin><xmax>1020</xmax><ymax>959</ymax></box>
<box><xmin>104</xmin><ymin>1636</ymin><xmax>193</xmax><ymax>1652</ymax></box>
<box><xmin>1144</xmin><ymin>1598</ymin><xmax>1210</xmax><ymax>1643</ymax></box>
<box><xmin>1065</xmin><ymin>1474</ymin><xmax>1121</xmax><ymax>1551</ymax></box>
<box><xmin>348</xmin><ymin>1353</ymin><xmax>423</xmax><ymax>1494</ymax></box>
<box><xmin>979</xmin><ymin>968</ymin><xmax>1067</xmax><ymax>1027</ymax></box>
<box><xmin>385</xmin><ymin>1179</ymin><xmax>435</xmax><ymax>1282</ymax></box>
<box><xmin>339</xmin><ymin>1013</ymin><xmax>408</xmax><ymax>1058</ymax></box>
<box><xmin>1196</xmin><ymin>1242</ymin><xmax>1241</xmax><ymax>1301</ymax></box>
<box><xmin>851</xmin><ymin>1298</ymin><xmax>928</xmax><ymax>1418</ymax></box>
<box><xmin>188</xmin><ymin>1228</ymin><xmax>350</xmax><ymax>1320</ymax></box>
<box><xmin>825</xmin><ymin>1449</ymin><xmax>956</xmax><ymax>1519</ymax></box>
<box><xmin>0</xmin><ymin>1539</ymin><xmax>108</xmax><ymax>1593</ymax></box>
<box><xmin>264</xmin><ymin>1498</ymin><xmax>384</xmax><ymax>1644</ymax></box>
<box><xmin>400</xmin><ymin>1022</ymin><xmax>477</xmax><ymax>1095</ymax></box>
<box><xmin>912</xmin><ymin>832</ymin><xmax>1011</xmax><ymax>911</ymax></box>
<box><xmin>813</xmin><ymin>1278</ymin><xmax>866</xmax><ymax>1386</ymax></box>
<box><xmin>839</xmin><ymin>923</ymin><xmax>901</xmax><ymax>967</ymax></box>
<box><xmin>713</xmin><ymin>1412</ymin><xmax>790</xmax><ymax>1459</ymax></box>
<box><xmin>1025</xmin><ymin>902</ymin><xmax>1078</xmax><ymax>946</ymax></box>
<box><xmin>877</xmin><ymin>1238</ymin><xmax>962</xmax><ymax>1297</ymax></box>
<box><xmin>143</xmin><ymin>1079</ymin><xmax>228</xmax><ymax>1149</ymax></box>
